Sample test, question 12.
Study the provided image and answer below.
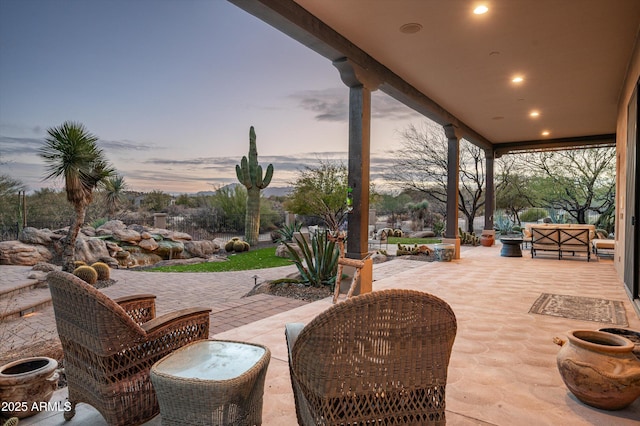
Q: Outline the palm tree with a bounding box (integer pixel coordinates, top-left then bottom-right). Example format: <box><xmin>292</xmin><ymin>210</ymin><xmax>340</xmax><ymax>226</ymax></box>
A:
<box><xmin>39</xmin><ymin>121</ymin><xmax>115</xmax><ymax>271</ymax></box>
<box><xmin>102</xmin><ymin>175</ymin><xmax>127</xmax><ymax>219</ymax></box>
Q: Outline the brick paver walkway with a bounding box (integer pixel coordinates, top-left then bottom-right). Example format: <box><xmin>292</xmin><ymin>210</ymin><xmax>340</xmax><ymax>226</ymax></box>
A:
<box><xmin>0</xmin><ymin>254</ymin><xmax>424</xmax><ymax>359</ymax></box>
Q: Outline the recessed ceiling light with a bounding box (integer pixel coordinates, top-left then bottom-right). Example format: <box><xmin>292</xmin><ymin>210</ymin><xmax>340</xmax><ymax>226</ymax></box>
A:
<box><xmin>399</xmin><ymin>23</ymin><xmax>423</xmax><ymax>34</ymax></box>
<box><xmin>492</xmin><ymin>116</ymin><xmax>504</xmax><ymax>120</ymax></box>
<box><xmin>474</xmin><ymin>5</ymin><xmax>489</xmax><ymax>14</ymax></box>
<box><xmin>541</xmin><ymin>131</ymin><xmax>550</xmax><ymax>136</ymax></box>
<box><xmin>512</xmin><ymin>76</ymin><xmax>524</xmax><ymax>83</ymax></box>
<box><xmin>530</xmin><ymin>111</ymin><xmax>540</xmax><ymax>117</ymax></box>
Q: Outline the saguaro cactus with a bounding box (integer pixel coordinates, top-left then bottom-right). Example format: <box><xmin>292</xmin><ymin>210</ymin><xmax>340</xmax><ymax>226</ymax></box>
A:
<box><xmin>235</xmin><ymin>126</ymin><xmax>274</xmax><ymax>246</ymax></box>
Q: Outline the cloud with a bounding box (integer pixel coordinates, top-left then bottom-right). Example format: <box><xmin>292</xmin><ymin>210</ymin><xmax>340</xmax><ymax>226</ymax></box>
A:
<box><xmin>0</xmin><ymin>136</ymin><xmax>43</xmax><ymax>155</ymax></box>
<box><xmin>99</xmin><ymin>139</ymin><xmax>156</xmax><ymax>151</ymax></box>
<box><xmin>289</xmin><ymin>88</ymin><xmax>348</xmax><ymax>122</ymax></box>
<box><xmin>371</xmin><ymin>94</ymin><xmax>423</xmax><ymax>121</ymax></box>
<box><xmin>289</xmin><ymin>87</ymin><xmax>422</xmax><ymax>123</ymax></box>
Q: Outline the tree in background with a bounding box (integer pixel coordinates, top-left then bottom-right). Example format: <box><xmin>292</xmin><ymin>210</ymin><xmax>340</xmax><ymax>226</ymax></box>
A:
<box><xmin>372</xmin><ymin>192</ymin><xmax>412</xmax><ymax>228</ymax></box>
<box><xmin>524</xmin><ymin>147</ymin><xmax>615</xmax><ymax>225</ymax></box>
<box><xmin>142</xmin><ymin>190</ymin><xmax>172</xmax><ymax>212</ymax></box>
<box><xmin>39</xmin><ymin>121</ymin><xmax>115</xmax><ymax>271</ymax></box>
<box><xmin>235</xmin><ymin>126</ymin><xmax>274</xmax><ymax>246</ymax></box>
<box><xmin>102</xmin><ymin>175</ymin><xmax>127</xmax><ymax>219</ymax></box>
<box><xmin>388</xmin><ymin>121</ymin><xmax>485</xmax><ymax>232</ymax></box>
<box><xmin>0</xmin><ymin>174</ymin><xmax>25</xmax><ymax>228</ymax></box>
<box><xmin>495</xmin><ymin>155</ymin><xmax>535</xmax><ymax>225</ymax></box>
<box><xmin>284</xmin><ymin>160</ymin><xmax>349</xmax><ymax>232</ymax></box>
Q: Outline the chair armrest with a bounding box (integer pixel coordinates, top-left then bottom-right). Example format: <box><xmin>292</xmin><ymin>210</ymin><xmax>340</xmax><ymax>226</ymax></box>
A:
<box><xmin>114</xmin><ymin>294</ymin><xmax>157</xmax><ymax>325</ymax></box>
<box><xmin>141</xmin><ymin>307</ymin><xmax>211</xmax><ymax>339</ymax></box>
<box><xmin>285</xmin><ymin>323</ymin><xmax>306</xmax><ymax>359</ymax></box>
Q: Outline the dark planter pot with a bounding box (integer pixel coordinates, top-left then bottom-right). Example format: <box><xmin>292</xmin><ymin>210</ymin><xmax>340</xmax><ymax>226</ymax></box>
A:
<box><xmin>599</xmin><ymin>327</ymin><xmax>640</xmax><ymax>359</ymax></box>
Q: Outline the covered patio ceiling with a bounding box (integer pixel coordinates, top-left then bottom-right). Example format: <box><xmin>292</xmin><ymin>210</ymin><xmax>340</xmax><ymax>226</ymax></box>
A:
<box><xmin>230</xmin><ymin>0</ymin><xmax>640</xmax><ymax>155</ymax></box>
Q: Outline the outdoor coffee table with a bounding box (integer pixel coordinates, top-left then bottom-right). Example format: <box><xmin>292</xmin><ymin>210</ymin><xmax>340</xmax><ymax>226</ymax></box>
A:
<box><xmin>150</xmin><ymin>339</ymin><xmax>271</xmax><ymax>426</ymax></box>
<box><xmin>500</xmin><ymin>237</ymin><xmax>523</xmax><ymax>257</ymax></box>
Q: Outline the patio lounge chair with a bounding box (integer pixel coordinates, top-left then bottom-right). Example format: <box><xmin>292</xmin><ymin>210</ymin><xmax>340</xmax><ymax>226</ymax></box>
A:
<box><xmin>285</xmin><ymin>289</ymin><xmax>457</xmax><ymax>425</ymax></box>
<box><xmin>47</xmin><ymin>271</ymin><xmax>211</xmax><ymax>426</ymax></box>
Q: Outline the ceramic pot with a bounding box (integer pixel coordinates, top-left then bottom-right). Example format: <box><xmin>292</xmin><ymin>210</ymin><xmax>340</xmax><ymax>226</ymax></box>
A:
<box><xmin>480</xmin><ymin>234</ymin><xmax>495</xmax><ymax>247</ymax></box>
<box><xmin>0</xmin><ymin>357</ymin><xmax>59</xmax><ymax>418</ymax></box>
<box><xmin>554</xmin><ymin>330</ymin><xmax>640</xmax><ymax>410</ymax></box>
<box><xmin>434</xmin><ymin>243</ymin><xmax>455</xmax><ymax>262</ymax></box>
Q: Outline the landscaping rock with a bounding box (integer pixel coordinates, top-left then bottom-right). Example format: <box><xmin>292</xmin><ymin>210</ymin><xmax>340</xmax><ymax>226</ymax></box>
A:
<box><xmin>0</xmin><ymin>241</ymin><xmax>53</xmax><ymax>265</ymax></box>
<box><xmin>184</xmin><ymin>240</ymin><xmax>219</xmax><ymax>258</ymax></box>
<box><xmin>19</xmin><ymin>227</ymin><xmax>56</xmax><ymax>245</ymax></box>
<box><xmin>138</xmin><ymin>237</ymin><xmax>159</xmax><ymax>251</ymax></box>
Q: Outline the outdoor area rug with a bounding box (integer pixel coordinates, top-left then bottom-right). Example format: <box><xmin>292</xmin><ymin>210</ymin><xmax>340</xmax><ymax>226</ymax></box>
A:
<box><xmin>529</xmin><ymin>293</ymin><xmax>628</xmax><ymax>326</ymax></box>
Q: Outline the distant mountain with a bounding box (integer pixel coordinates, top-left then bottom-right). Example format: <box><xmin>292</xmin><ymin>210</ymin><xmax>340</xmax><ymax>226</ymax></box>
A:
<box><xmin>194</xmin><ymin>185</ymin><xmax>291</xmax><ymax>197</ymax></box>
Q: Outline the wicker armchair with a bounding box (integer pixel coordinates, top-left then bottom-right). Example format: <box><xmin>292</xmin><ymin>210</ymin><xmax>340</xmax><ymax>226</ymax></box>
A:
<box><xmin>285</xmin><ymin>289</ymin><xmax>457</xmax><ymax>425</ymax></box>
<box><xmin>47</xmin><ymin>271</ymin><xmax>211</xmax><ymax>426</ymax></box>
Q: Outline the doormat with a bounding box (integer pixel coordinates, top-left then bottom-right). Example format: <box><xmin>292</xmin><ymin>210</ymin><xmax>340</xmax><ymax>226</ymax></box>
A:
<box><xmin>529</xmin><ymin>293</ymin><xmax>628</xmax><ymax>326</ymax></box>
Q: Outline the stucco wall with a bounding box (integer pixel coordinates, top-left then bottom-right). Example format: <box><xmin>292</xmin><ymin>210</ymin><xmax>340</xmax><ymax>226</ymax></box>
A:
<box><xmin>614</xmin><ymin>33</ymin><xmax>640</xmax><ymax>281</ymax></box>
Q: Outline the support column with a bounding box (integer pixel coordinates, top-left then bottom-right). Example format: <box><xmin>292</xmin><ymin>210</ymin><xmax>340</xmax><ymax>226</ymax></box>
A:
<box><xmin>333</xmin><ymin>58</ymin><xmax>380</xmax><ymax>259</ymax></box>
<box><xmin>484</xmin><ymin>149</ymin><xmax>495</xmax><ymax>231</ymax></box>
<box><xmin>443</xmin><ymin>124</ymin><xmax>461</xmax><ymax>259</ymax></box>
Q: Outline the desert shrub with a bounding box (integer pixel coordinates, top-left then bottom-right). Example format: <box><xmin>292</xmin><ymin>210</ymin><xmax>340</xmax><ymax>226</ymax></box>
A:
<box><xmin>91</xmin><ymin>262</ymin><xmax>110</xmax><ymax>280</ymax></box>
<box><xmin>73</xmin><ymin>265</ymin><xmax>98</xmax><ymax>285</ymax></box>
<box><xmin>520</xmin><ymin>208</ymin><xmax>548</xmax><ymax>223</ymax></box>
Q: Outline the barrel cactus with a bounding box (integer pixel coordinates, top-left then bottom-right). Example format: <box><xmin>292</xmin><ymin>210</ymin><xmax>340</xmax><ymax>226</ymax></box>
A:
<box><xmin>91</xmin><ymin>262</ymin><xmax>111</xmax><ymax>280</ymax></box>
<box><xmin>73</xmin><ymin>265</ymin><xmax>98</xmax><ymax>285</ymax></box>
<box><xmin>233</xmin><ymin>240</ymin><xmax>250</xmax><ymax>252</ymax></box>
<box><xmin>225</xmin><ymin>237</ymin><xmax>240</xmax><ymax>252</ymax></box>
<box><xmin>235</xmin><ymin>126</ymin><xmax>274</xmax><ymax>246</ymax></box>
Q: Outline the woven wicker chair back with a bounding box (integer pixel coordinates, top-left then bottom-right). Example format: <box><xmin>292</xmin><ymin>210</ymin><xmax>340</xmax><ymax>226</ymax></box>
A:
<box><xmin>48</xmin><ymin>271</ymin><xmax>145</xmax><ymax>355</ymax></box>
<box><xmin>291</xmin><ymin>289</ymin><xmax>457</xmax><ymax>425</ymax></box>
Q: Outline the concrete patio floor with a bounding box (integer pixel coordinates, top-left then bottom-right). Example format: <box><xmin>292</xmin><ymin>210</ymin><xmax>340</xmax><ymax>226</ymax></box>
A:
<box><xmin>14</xmin><ymin>243</ymin><xmax>640</xmax><ymax>425</ymax></box>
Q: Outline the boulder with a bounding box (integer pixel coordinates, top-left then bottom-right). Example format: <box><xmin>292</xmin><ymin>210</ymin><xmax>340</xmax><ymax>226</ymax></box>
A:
<box><xmin>411</xmin><ymin>230</ymin><xmax>436</xmax><ymax>238</ymax></box>
<box><xmin>370</xmin><ymin>252</ymin><xmax>388</xmax><ymax>264</ymax></box>
<box><xmin>184</xmin><ymin>240</ymin><xmax>219</xmax><ymax>258</ymax></box>
<box><xmin>139</xmin><ymin>237</ymin><xmax>159</xmax><ymax>251</ymax></box>
<box><xmin>0</xmin><ymin>241</ymin><xmax>53</xmax><ymax>265</ymax></box>
<box><xmin>81</xmin><ymin>225</ymin><xmax>96</xmax><ymax>237</ymax></box>
<box><xmin>113</xmin><ymin>228</ymin><xmax>142</xmax><ymax>243</ymax></box>
<box><xmin>19</xmin><ymin>227</ymin><xmax>55</xmax><ymax>245</ymax></box>
<box><xmin>74</xmin><ymin>238</ymin><xmax>112</xmax><ymax>265</ymax></box>
<box><xmin>168</xmin><ymin>231</ymin><xmax>192</xmax><ymax>241</ymax></box>
<box><xmin>155</xmin><ymin>240</ymin><xmax>184</xmax><ymax>259</ymax></box>
<box><xmin>97</xmin><ymin>220</ymin><xmax>127</xmax><ymax>232</ymax></box>
<box><xmin>276</xmin><ymin>243</ymin><xmax>299</xmax><ymax>259</ymax></box>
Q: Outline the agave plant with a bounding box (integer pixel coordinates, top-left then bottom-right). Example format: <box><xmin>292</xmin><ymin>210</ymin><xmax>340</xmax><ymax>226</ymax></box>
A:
<box><xmin>274</xmin><ymin>221</ymin><xmax>302</xmax><ymax>243</ymax></box>
<box><xmin>283</xmin><ymin>231</ymin><xmax>339</xmax><ymax>288</ymax></box>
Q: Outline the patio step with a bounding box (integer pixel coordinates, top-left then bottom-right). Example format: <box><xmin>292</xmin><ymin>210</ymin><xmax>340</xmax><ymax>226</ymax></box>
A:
<box><xmin>0</xmin><ymin>280</ymin><xmax>52</xmax><ymax>321</ymax></box>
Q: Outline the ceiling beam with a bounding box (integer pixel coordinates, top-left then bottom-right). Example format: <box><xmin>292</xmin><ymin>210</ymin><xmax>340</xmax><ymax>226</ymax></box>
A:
<box><xmin>494</xmin><ymin>134</ymin><xmax>616</xmax><ymax>157</ymax></box>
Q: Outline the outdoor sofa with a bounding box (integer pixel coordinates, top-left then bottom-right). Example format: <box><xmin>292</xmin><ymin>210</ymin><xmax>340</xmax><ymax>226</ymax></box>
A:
<box><xmin>528</xmin><ymin>223</ymin><xmax>595</xmax><ymax>261</ymax></box>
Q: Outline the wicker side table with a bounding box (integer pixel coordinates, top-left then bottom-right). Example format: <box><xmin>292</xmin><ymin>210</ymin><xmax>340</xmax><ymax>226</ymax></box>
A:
<box><xmin>150</xmin><ymin>340</ymin><xmax>271</xmax><ymax>426</ymax></box>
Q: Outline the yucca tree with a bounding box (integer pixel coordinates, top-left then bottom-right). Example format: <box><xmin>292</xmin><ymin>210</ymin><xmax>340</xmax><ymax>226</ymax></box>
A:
<box><xmin>39</xmin><ymin>121</ymin><xmax>115</xmax><ymax>271</ymax></box>
<box><xmin>102</xmin><ymin>175</ymin><xmax>127</xmax><ymax>219</ymax></box>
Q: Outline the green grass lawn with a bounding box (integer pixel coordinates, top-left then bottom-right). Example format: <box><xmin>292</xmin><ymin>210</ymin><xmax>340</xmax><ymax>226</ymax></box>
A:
<box><xmin>388</xmin><ymin>237</ymin><xmax>442</xmax><ymax>245</ymax></box>
<box><xmin>147</xmin><ymin>237</ymin><xmax>442</xmax><ymax>273</ymax></box>
<box><xmin>148</xmin><ymin>247</ymin><xmax>292</xmax><ymax>272</ymax></box>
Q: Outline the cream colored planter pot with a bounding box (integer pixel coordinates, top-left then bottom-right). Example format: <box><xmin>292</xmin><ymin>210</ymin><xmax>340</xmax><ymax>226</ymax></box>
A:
<box><xmin>0</xmin><ymin>357</ymin><xmax>58</xmax><ymax>419</ymax></box>
<box><xmin>554</xmin><ymin>330</ymin><xmax>640</xmax><ymax>410</ymax></box>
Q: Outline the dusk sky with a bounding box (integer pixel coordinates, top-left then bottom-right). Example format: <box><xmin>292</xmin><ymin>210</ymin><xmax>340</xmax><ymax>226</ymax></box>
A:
<box><xmin>0</xmin><ymin>0</ymin><xmax>424</xmax><ymax>194</ymax></box>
